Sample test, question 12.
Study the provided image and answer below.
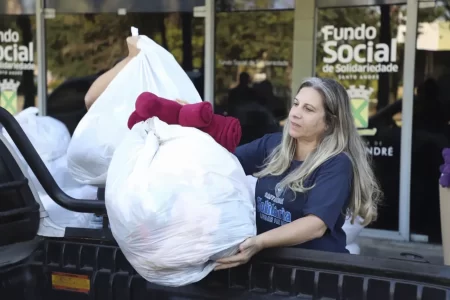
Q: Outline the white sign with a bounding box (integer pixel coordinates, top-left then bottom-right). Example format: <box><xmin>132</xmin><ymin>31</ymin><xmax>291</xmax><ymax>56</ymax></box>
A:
<box><xmin>320</xmin><ymin>24</ymin><xmax>399</xmax><ymax>79</ymax></box>
<box><xmin>0</xmin><ymin>29</ymin><xmax>35</xmax><ymax>76</ymax></box>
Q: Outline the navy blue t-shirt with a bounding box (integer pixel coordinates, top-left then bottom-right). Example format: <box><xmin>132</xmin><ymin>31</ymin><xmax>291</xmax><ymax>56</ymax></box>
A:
<box><xmin>234</xmin><ymin>133</ymin><xmax>352</xmax><ymax>254</ymax></box>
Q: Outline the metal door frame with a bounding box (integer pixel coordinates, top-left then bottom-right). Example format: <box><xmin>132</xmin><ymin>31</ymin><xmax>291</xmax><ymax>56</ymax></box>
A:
<box><xmin>35</xmin><ymin>0</ymin><xmax>47</xmax><ymax>116</ymax></box>
<box><xmin>203</xmin><ymin>1</ymin><xmax>215</xmax><ymax>105</ymax></box>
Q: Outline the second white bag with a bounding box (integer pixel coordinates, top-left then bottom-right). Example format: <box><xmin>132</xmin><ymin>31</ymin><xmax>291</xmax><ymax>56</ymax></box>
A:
<box><xmin>1</xmin><ymin>108</ymin><xmax>97</xmax><ymax>229</ymax></box>
<box><xmin>2</xmin><ymin>107</ymin><xmax>71</xmax><ymax>163</ymax></box>
<box><xmin>105</xmin><ymin>118</ymin><xmax>256</xmax><ymax>287</ymax></box>
<box><xmin>67</xmin><ymin>31</ymin><xmax>202</xmax><ymax>186</ymax></box>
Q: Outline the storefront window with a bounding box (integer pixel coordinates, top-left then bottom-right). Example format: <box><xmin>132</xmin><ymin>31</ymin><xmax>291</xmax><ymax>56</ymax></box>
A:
<box><xmin>44</xmin><ymin>12</ymin><xmax>204</xmax><ymax>134</ymax></box>
<box><xmin>0</xmin><ymin>15</ymin><xmax>36</xmax><ymax>115</ymax></box>
<box><xmin>216</xmin><ymin>0</ymin><xmax>295</xmax><ymax>11</ymax></box>
<box><xmin>315</xmin><ymin>5</ymin><xmax>407</xmax><ymax>231</ymax></box>
<box><xmin>215</xmin><ymin>9</ymin><xmax>294</xmax><ymax>144</ymax></box>
<box><xmin>410</xmin><ymin>1</ymin><xmax>450</xmax><ymax>243</ymax></box>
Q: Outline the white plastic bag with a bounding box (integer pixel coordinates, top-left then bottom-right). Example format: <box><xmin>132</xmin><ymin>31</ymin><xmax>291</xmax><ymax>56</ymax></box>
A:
<box><xmin>346</xmin><ymin>243</ymin><xmax>361</xmax><ymax>255</ymax></box>
<box><xmin>67</xmin><ymin>27</ymin><xmax>202</xmax><ymax>186</ymax></box>
<box><xmin>343</xmin><ymin>215</ymin><xmax>365</xmax><ymax>246</ymax></box>
<box><xmin>35</xmin><ymin>154</ymin><xmax>98</xmax><ymax>228</ymax></box>
<box><xmin>105</xmin><ymin>118</ymin><xmax>256</xmax><ymax>287</ymax></box>
<box><xmin>1</xmin><ymin>107</ymin><xmax>97</xmax><ymax>228</ymax></box>
<box><xmin>2</xmin><ymin>107</ymin><xmax>70</xmax><ymax>162</ymax></box>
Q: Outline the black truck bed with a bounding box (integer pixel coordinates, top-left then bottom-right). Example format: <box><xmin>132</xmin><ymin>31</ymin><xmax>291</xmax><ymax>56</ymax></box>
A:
<box><xmin>3</xmin><ymin>237</ymin><xmax>445</xmax><ymax>300</ymax></box>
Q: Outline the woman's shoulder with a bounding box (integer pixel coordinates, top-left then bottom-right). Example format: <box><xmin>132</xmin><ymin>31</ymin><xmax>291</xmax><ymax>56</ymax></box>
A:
<box><xmin>234</xmin><ymin>132</ymin><xmax>282</xmax><ymax>159</ymax></box>
<box><xmin>320</xmin><ymin>152</ymin><xmax>353</xmax><ymax>172</ymax></box>
<box><xmin>258</xmin><ymin>132</ymin><xmax>283</xmax><ymax>153</ymax></box>
<box><xmin>307</xmin><ymin>153</ymin><xmax>353</xmax><ymax>187</ymax></box>
<box><xmin>263</xmin><ymin>132</ymin><xmax>283</xmax><ymax>145</ymax></box>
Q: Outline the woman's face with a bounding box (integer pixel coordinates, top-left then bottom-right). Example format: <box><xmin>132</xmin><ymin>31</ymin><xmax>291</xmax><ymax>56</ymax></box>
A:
<box><xmin>288</xmin><ymin>87</ymin><xmax>327</xmax><ymax>141</ymax></box>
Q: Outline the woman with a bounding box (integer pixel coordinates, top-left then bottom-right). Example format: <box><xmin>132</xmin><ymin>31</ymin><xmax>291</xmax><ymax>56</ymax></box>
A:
<box><xmin>215</xmin><ymin>77</ymin><xmax>382</xmax><ymax>270</ymax></box>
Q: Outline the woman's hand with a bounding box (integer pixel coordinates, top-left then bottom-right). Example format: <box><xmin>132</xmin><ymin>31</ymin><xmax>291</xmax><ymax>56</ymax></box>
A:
<box><xmin>214</xmin><ymin>236</ymin><xmax>264</xmax><ymax>271</ymax></box>
<box><xmin>175</xmin><ymin>99</ymin><xmax>188</xmax><ymax>106</ymax></box>
<box><xmin>126</xmin><ymin>36</ymin><xmax>140</xmax><ymax>57</ymax></box>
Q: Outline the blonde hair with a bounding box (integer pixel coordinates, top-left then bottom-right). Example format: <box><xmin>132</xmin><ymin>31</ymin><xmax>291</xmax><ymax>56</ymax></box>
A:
<box><xmin>254</xmin><ymin>77</ymin><xmax>382</xmax><ymax>226</ymax></box>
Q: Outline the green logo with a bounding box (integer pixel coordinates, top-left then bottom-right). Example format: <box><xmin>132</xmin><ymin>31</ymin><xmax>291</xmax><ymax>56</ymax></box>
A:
<box><xmin>347</xmin><ymin>85</ymin><xmax>377</xmax><ymax>136</ymax></box>
<box><xmin>0</xmin><ymin>79</ymin><xmax>20</xmax><ymax>115</ymax></box>
<box><xmin>351</xmin><ymin>98</ymin><xmax>369</xmax><ymax>128</ymax></box>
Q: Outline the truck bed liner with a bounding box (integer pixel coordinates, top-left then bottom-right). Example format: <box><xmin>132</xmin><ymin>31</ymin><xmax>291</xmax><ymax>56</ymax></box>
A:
<box><xmin>25</xmin><ymin>238</ymin><xmax>450</xmax><ymax>300</ymax></box>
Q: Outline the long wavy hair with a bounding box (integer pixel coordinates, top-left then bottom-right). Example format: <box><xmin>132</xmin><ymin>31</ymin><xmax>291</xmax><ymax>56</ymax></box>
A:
<box><xmin>254</xmin><ymin>77</ymin><xmax>382</xmax><ymax>225</ymax></box>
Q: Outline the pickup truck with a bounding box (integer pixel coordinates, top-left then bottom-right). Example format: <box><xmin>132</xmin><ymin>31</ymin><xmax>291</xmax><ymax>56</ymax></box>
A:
<box><xmin>0</xmin><ymin>106</ymin><xmax>449</xmax><ymax>300</ymax></box>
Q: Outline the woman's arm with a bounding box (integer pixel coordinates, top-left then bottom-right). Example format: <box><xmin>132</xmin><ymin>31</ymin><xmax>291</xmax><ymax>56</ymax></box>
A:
<box><xmin>257</xmin><ymin>215</ymin><xmax>327</xmax><ymax>248</ymax></box>
<box><xmin>215</xmin><ymin>215</ymin><xmax>326</xmax><ymax>270</ymax></box>
<box><xmin>85</xmin><ymin>36</ymin><xmax>140</xmax><ymax>110</ymax></box>
<box><xmin>215</xmin><ymin>154</ymin><xmax>352</xmax><ymax>270</ymax></box>
<box><xmin>85</xmin><ymin>57</ymin><xmax>132</xmax><ymax>109</ymax></box>
<box><xmin>262</xmin><ymin>154</ymin><xmax>353</xmax><ymax>248</ymax></box>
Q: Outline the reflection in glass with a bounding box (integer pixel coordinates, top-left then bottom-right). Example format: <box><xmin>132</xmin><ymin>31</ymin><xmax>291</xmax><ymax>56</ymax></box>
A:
<box><xmin>215</xmin><ymin>10</ymin><xmax>293</xmax><ymax>144</ymax></box>
<box><xmin>216</xmin><ymin>0</ymin><xmax>295</xmax><ymax>12</ymax></box>
<box><xmin>45</xmin><ymin>0</ymin><xmax>205</xmax><ymax>14</ymax></box>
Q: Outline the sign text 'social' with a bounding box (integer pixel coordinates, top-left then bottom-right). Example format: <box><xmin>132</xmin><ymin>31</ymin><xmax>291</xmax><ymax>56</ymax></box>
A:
<box><xmin>321</xmin><ymin>24</ymin><xmax>399</xmax><ymax>74</ymax></box>
<box><xmin>0</xmin><ymin>29</ymin><xmax>34</xmax><ymax>72</ymax></box>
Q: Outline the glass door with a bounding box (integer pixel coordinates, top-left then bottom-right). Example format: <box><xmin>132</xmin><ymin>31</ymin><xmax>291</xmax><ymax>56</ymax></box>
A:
<box><xmin>408</xmin><ymin>0</ymin><xmax>450</xmax><ymax>244</ymax></box>
<box><xmin>314</xmin><ymin>0</ymin><xmax>421</xmax><ymax>241</ymax></box>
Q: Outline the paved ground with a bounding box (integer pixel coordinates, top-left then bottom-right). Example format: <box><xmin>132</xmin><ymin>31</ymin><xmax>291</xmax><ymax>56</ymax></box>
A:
<box><xmin>357</xmin><ymin>236</ymin><xmax>445</xmax><ymax>265</ymax></box>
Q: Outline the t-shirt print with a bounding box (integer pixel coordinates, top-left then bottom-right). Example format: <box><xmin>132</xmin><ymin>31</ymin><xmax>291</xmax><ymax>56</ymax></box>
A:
<box><xmin>256</xmin><ymin>185</ymin><xmax>295</xmax><ymax>226</ymax></box>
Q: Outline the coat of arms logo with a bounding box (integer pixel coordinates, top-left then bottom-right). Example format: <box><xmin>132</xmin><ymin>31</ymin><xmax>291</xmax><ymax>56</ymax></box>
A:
<box><xmin>0</xmin><ymin>79</ymin><xmax>21</xmax><ymax>115</ymax></box>
<box><xmin>347</xmin><ymin>85</ymin><xmax>377</xmax><ymax>136</ymax></box>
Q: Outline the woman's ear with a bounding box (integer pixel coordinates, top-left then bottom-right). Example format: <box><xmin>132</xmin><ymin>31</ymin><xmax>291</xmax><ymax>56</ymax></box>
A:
<box><xmin>323</xmin><ymin>115</ymin><xmax>334</xmax><ymax>136</ymax></box>
<box><xmin>323</xmin><ymin>116</ymin><xmax>330</xmax><ymax>132</ymax></box>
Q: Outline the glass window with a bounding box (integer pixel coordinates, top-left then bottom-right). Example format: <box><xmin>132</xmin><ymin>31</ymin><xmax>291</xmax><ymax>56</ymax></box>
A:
<box><xmin>0</xmin><ymin>15</ymin><xmax>36</xmax><ymax>115</ymax></box>
<box><xmin>215</xmin><ymin>9</ymin><xmax>294</xmax><ymax>144</ymax></box>
<box><xmin>315</xmin><ymin>5</ymin><xmax>407</xmax><ymax>231</ymax></box>
<box><xmin>410</xmin><ymin>1</ymin><xmax>450</xmax><ymax>243</ymax></box>
<box><xmin>45</xmin><ymin>0</ymin><xmax>205</xmax><ymax>14</ymax></box>
<box><xmin>216</xmin><ymin>0</ymin><xmax>295</xmax><ymax>12</ymax></box>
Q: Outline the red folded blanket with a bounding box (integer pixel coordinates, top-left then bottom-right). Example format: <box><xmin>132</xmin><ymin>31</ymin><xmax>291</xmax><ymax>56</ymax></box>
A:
<box><xmin>127</xmin><ymin>92</ymin><xmax>242</xmax><ymax>152</ymax></box>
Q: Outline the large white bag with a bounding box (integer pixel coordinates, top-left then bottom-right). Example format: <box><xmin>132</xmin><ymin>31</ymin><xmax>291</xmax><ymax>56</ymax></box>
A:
<box><xmin>67</xmin><ymin>29</ymin><xmax>202</xmax><ymax>186</ymax></box>
<box><xmin>3</xmin><ymin>107</ymin><xmax>71</xmax><ymax>162</ymax></box>
<box><xmin>1</xmin><ymin>107</ymin><xmax>97</xmax><ymax>228</ymax></box>
<box><xmin>34</xmin><ymin>154</ymin><xmax>98</xmax><ymax>228</ymax></box>
<box><xmin>106</xmin><ymin>118</ymin><xmax>256</xmax><ymax>287</ymax></box>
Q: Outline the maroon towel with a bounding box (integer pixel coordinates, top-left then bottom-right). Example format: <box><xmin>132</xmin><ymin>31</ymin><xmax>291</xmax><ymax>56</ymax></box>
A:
<box><xmin>127</xmin><ymin>111</ymin><xmax>143</xmax><ymax>130</ymax></box>
<box><xmin>128</xmin><ymin>92</ymin><xmax>182</xmax><ymax>129</ymax></box>
<box><xmin>179</xmin><ymin>102</ymin><xmax>213</xmax><ymax>128</ymax></box>
<box><xmin>202</xmin><ymin>114</ymin><xmax>242</xmax><ymax>153</ymax></box>
<box><xmin>127</xmin><ymin>92</ymin><xmax>242</xmax><ymax>152</ymax></box>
